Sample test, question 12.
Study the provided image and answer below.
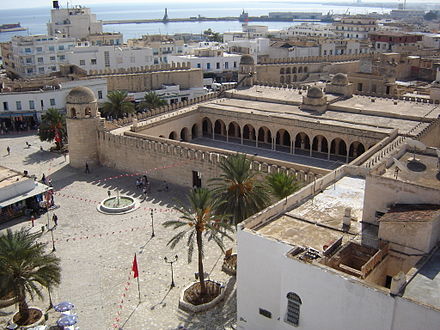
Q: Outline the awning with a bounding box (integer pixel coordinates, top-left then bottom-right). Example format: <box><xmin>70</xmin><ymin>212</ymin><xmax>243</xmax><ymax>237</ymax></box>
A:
<box><xmin>0</xmin><ymin>112</ymin><xmax>38</xmax><ymax>118</ymax></box>
<box><xmin>0</xmin><ymin>183</ymin><xmax>52</xmax><ymax>208</ymax></box>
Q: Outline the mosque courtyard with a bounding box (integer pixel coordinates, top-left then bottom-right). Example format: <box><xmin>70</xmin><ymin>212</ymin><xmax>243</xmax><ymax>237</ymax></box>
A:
<box><xmin>0</xmin><ymin>133</ymin><xmax>236</xmax><ymax>330</ymax></box>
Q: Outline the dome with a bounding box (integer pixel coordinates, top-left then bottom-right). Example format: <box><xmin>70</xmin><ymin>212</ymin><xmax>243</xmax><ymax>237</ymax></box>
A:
<box><xmin>307</xmin><ymin>86</ymin><xmax>324</xmax><ymax>99</ymax></box>
<box><xmin>332</xmin><ymin>73</ymin><xmax>348</xmax><ymax>86</ymax></box>
<box><xmin>66</xmin><ymin>86</ymin><xmax>96</xmax><ymax>104</ymax></box>
<box><xmin>240</xmin><ymin>55</ymin><xmax>255</xmax><ymax>65</ymax></box>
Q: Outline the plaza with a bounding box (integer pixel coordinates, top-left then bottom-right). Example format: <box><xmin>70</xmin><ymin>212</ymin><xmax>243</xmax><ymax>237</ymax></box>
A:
<box><xmin>0</xmin><ymin>133</ymin><xmax>236</xmax><ymax>330</ymax></box>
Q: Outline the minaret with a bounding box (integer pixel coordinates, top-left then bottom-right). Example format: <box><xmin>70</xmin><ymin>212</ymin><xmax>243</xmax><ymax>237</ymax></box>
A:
<box><xmin>163</xmin><ymin>8</ymin><xmax>169</xmax><ymax>22</ymax></box>
<box><xmin>238</xmin><ymin>55</ymin><xmax>256</xmax><ymax>88</ymax></box>
<box><xmin>65</xmin><ymin>86</ymin><xmax>102</xmax><ymax>168</ymax></box>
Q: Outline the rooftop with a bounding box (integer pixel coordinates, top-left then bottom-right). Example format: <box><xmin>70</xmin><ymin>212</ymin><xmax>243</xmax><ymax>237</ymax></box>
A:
<box><xmin>0</xmin><ymin>166</ymin><xmax>26</xmax><ymax>189</ymax></box>
<box><xmin>379</xmin><ymin>204</ymin><xmax>440</xmax><ymax>223</ymax></box>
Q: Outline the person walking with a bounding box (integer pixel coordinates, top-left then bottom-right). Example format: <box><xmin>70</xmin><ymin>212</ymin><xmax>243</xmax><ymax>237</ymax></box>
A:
<box><xmin>41</xmin><ymin>174</ymin><xmax>46</xmax><ymax>185</ymax></box>
<box><xmin>52</xmin><ymin>214</ymin><xmax>58</xmax><ymax>227</ymax></box>
<box><xmin>85</xmin><ymin>162</ymin><xmax>90</xmax><ymax>174</ymax></box>
<box><xmin>6</xmin><ymin>146</ymin><xmax>10</xmax><ymax>155</ymax></box>
<box><xmin>30</xmin><ymin>215</ymin><xmax>35</xmax><ymax>227</ymax></box>
<box><xmin>107</xmin><ymin>190</ymin><xmax>111</xmax><ymax>198</ymax></box>
<box><xmin>142</xmin><ymin>187</ymin><xmax>147</xmax><ymax>201</ymax></box>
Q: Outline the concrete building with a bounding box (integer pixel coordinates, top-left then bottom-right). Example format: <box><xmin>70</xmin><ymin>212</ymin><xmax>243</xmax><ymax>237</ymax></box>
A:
<box><xmin>129</xmin><ymin>84</ymin><xmax>206</xmax><ymax>105</ymax></box>
<box><xmin>390</xmin><ymin>10</ymin><xmax>426</xmax><ymax>20</ymax></box>
<box><xmin>227</xmin><ymin>38</ymin><xmax>270</xmax><ymax>60</ymax></box>
<box><xmin>47</xmin><ymin>2</ymin><xmax>103</xmax><ymax>39</ymax></box>
<box><xmin>66</xmin><ymin>45</ymin><xmax>154</xmax><ymax>73</ymax></box>
<box><xmin>4</xmin><ymin>35</ymin><xmax>75</xmax><ymax>78</ymax></box>
<box><xmin>370</xmin><ymin>31</ymin><xmax>423</xmax><ymax>53</ymax></box>
<box><xmin>0</xmin><ymin>76</ymin><xmax>107</xmax><ymax>131</ymax></box>
<box><xmin>284</xmin><ymin>23</ymin><xmax>336</xmax><ymax>38</ymax></box>
<box><xmin>333</xmin><ymin>16</ymin><xmax>378</xmax><ymax>40</ymax></box>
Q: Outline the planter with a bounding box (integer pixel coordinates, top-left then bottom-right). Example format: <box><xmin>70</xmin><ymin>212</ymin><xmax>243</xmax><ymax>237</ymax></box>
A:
<box><xmin>12</xmin><ymin>307</ymin><xmax>45</xmax><ymax>329</ymax></box>
<box><xmin>178</xmin><ymin>280</ymin><xmax>226</xmax><ymax>313</ymax></box>
<box><xmin>0</xmin><ymin>291</ymin><xmax>18</xmax><ymax>308</ymax></box>
<box><xmin>222</xmin><ymin>253</ymin><xmax>237</xmax><ymax>276</ymax></box>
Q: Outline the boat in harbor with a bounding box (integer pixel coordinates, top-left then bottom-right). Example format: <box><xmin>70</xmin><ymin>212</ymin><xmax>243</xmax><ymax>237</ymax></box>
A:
<box><xmin>0</xmin><ymin>23</ymin><xmax>26</xmax><ymax>33</ymax></box>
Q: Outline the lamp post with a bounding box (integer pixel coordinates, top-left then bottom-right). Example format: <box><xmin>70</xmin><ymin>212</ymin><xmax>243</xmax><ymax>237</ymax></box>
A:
<box><xmin>47</xmin><ymin>287</ymin><xmax>53</xmax><ymax>310</ymax></box>
<box><xmin>150</xmin><ymin>209</ymin><xmax>155</xmax><ymax>238</ymax></box>
<box><xmin>50</xmin><ymin>228</ymin><xmax>56</xmax><ymax>252</ymax></box>
<box><xmin>164</xmin><ymin>255</ymin><xmax>178</xmax><ymax>288</ymax></box>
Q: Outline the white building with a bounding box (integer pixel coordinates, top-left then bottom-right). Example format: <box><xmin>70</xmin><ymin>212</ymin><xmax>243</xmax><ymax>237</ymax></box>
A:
<box><xmin>168</xmin><ymin>48</ymin><xmax>241</xmax><ymax>77</ymax></box>
<box><xmin>5</xmin><ymin>35</ymin><xmax>75</xmax><ymax>78</ymax></box>
<box><xmin>47</xmin><ymin>3</ymin><xmax>103</xmax><ymax>39</ymax></box>
<box><xmin>237</xmin><ymin>149</ymin><xmax>440</xmax><ymax>330</ymax></box>
<box><xmin>333</xmin><ymin>16</ymin><xmax>378</xmax><ymax>40</ymax></box>
<box><xmin>284</xmin><ymin>23</ymin><xmax>336</xmax><ymax>38</ymax></box>
<box><xmin>129</xmin><ymin>84</ymin><xmax>206</xmax><ymax>105</ymax></box>
<box><xmin>0</xmin><ymin>78</ymin><xmax>107</xmax><ymax>126</ymax></box>
<box><xmin>224</xmin><ymin>24</ymin><xmax>272</xmax><ymax>42</ymax></box>
<box><xmin>67</xmin><ymin>45</ymin><xmax>154</xmax><ymax>73</ymax></box>
<box><xmin>227</xmin><ymin>38</ymin><xmax>270</xmax><ymax>60</ymax></box>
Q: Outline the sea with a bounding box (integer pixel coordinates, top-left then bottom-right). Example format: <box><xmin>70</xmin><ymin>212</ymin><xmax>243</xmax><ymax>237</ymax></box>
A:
<box><xmin>0</xmin><ymin>1</ymin><xmax>393</xmax><ymax>43</ymax></box>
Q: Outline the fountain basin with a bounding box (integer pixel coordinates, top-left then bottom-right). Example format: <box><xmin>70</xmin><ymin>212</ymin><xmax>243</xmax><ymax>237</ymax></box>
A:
<box><xmin>97</xmin><ymin>195</ymin><xmax>139</xmax><ymax>214</ymax></box>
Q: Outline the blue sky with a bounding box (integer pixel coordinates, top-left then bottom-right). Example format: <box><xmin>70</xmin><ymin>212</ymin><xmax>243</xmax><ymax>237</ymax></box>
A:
<box><xmin>0</xmin><ymin>0</ymin><xmax>433</xmax><ymax>10</ymax></box>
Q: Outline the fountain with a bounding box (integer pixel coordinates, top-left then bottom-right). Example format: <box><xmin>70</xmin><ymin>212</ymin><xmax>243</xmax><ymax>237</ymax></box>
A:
<box><xmin>97</xmin><ymin>190</ymin><xmax>139</xmax><ymax>214</ymax></box>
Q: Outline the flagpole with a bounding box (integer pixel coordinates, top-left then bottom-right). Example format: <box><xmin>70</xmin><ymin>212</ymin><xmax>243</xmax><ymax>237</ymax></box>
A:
<box><xmin>133</xmin><ymin>253</ymin><xmax>141</xmax><ymax>303</ymax></box>
<box><xmin>137</xmin><ymin>273</ymin><xmax>141</xmax><ymax>303</ymax></box>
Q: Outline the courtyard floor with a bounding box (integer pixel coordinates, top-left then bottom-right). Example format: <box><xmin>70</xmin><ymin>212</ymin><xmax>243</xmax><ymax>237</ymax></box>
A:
<box><xmin>0</xmin><ymin>133</ymin><xmax>236</xmax><ymax>330</ymax></box>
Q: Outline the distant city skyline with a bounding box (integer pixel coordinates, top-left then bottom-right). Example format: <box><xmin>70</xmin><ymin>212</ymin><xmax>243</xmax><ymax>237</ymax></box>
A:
<box><xmin>0</xmin><ymin>0</ymin><xmax>436</xmax><ymax>11</ymax></box>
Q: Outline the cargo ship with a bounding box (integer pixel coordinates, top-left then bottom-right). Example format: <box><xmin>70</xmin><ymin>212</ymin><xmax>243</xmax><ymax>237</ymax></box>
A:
<box><xmin>0</xmin><ymin>23</ymin><xmax>27</xmax><ymax>33</ymax></box>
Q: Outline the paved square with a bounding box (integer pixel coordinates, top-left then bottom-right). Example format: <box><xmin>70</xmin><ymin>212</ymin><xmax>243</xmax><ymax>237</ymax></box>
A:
<box><xmin>0</xmin><ymin>133</ymin><xmax>236</xmax><ymax>330</ymax></box>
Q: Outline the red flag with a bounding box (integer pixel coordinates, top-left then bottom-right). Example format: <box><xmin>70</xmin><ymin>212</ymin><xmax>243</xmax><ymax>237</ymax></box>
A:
<box><xmin>54</xmin><ymin>129</ymin><xmax>61</xmax><ymax>143</ymax></box>
<box><xmin>132</xmin><ymin>254</ymin><xmax>139</xmax><ymax>278</ymax></box>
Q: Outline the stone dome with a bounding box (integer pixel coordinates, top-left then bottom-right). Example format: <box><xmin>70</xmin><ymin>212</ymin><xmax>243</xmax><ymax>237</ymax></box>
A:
<box><xmin>240</xmin><ymin>55</ymin><xmax>255</xmax><ymax>65</ymax></box>
<box><xmin>66</xmin><ymin>86</ymin><xmax>96</xmax><ymax>104</ymax></box>
<box><xmin>332</xmin><ymin>73</ymin><xmax>349</xmax><ymax>86</ymax></box>
<box><xmin>307</xmin><ymin>86</ymin><xmax>324</xmax><ymax>99</ymax></box>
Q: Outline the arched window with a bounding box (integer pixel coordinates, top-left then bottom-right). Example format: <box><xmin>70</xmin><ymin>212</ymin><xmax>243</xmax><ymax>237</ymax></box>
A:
<box><xmin>286</xmin><ymin>292</ymin><xmax>302</xmax><ymax>326</ymax></box>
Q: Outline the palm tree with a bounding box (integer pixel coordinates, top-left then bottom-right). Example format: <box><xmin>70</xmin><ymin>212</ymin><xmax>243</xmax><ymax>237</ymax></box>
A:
<box><xmin>137</xmin><ymin>91</ymin><xmax>167</xmax><ymax>112</ymax></box>
<box><xmin>163</xmin><ymin>188</ymin><xmax>233</xmax><ymax>297</ymax></box>
<box><xmin>210</xmin><ymin>153</ymin><xmax>270</xmax><ymax>225</ymax></box>
<box><xmin>266</xmin><ymin>172</ymin><xmax>301</xmax><ymax>202</ymax></box>
<box><xmin>38</xmin><ymin>108</ymin><xmax>66</xmax><ymax>150</ymax></box>
<box><xmin>101</xmin><ymin>90</ymin><xmax>135</xmax><ymax>118</ymax></box>
<box><xmin>0</xmin><ymin>228</ymin><xmax>61</xmax><ymax>324</ymax></box>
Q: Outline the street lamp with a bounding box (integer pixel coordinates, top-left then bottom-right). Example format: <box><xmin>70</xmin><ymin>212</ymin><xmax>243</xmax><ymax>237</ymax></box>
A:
<box><xmin>50</xmin><ymin>228</ymin><xmax>56</xmax><ymax>252</ymax></box>
<box><xmin>150</xmin><ymin>209</ymin><xmax>155</xmax><ymax>238</ymax></box>
<box><xmin>164</xmin><ymin>255</ymin><xmax>178</xmax><ymax>288</ymax></box>
<box><xmin>47</xmin><ymin>287</ymin><xmax>53</xmax><ymax>310</ymax></box>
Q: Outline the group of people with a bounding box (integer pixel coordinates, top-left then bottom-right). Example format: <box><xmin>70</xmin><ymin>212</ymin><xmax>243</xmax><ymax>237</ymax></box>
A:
<box><xmin>136</xmin><ymin>175</ymin><xmax>151</xmax><ymax>199</ymax></box>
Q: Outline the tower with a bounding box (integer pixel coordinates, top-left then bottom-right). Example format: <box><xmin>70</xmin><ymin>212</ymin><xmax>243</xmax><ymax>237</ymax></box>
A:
<box><xmin>238</xmin><ymin>55</ymin><xmax>256</xmax><ymax>88</ymax></box>
<box><xmin>65</xmin><ymin>86</ymin><xmax>102</xmax><ymax>168</ymax></box>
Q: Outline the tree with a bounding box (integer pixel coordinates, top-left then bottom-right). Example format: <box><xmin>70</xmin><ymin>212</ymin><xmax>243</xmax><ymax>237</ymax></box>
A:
<box><xmin>163</xmin><ymin>188</ymin><xmax>232</xmax><ymax>297</ymax></box>
<box><xmin>0</xmin><ymin>228</ymin><xmax>61</xmax><ymax>324</ymax></box>
<box><xmin>137</xmin><ymin>91</ymin><xmax>167</xmax><ymax>112</ymax></box>
<box><xmin>266</xmin><ymin>172</ymin><xmax>301</xmax><ymax>202</ymax></box>
<box><xmin>210</xmin><ymin>153</ymin><xmax>270</xmax><ymax>225</ymax></box>
<box><xmin>424</xmin><ymin>11</ymin><xmax>438</xmax><ymax>21</ymax></box>
<box><xmin>101</xmin><ymin>90</ymin><xmax>135</xmax><ymax>118</ymax></box>
<box><xmin>38</xmin><ymin>108</ymin><xmax>66</xmax><ymax>150</ymax></box>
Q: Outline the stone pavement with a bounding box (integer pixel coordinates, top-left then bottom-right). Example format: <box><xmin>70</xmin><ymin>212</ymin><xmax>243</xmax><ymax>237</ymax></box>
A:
<box><xmin>0</xmin><ymin>133</ymin><xmax>237</xmax><ymax>330</ymax></box>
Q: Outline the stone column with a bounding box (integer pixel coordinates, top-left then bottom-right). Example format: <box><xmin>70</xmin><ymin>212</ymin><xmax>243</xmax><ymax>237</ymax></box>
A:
<box><xmin>290</xmin><ymin>141</ymin><xmax>294</xmax><ymax>154</ymax></box>
<box><xmin>240</xmin><ymin>127</ymin><xmax>244</xmax><ymax>145</ymax></box>
<box><xmin>327</xmin><ymin>147</ymin><xmax>331</xmax><ymax>160</ymax></box>
<box><xmin>346</xmin><ymin>148</ymin><xmax>350</xmax><ymax>163</ymax></box>
<box><xmin>272</xmin><ymin>137</ymin><xmax>276</xmax><ymax>150</ymax></box>
<box><xmin>226</xmin><ymin>129</ymin><xmax>229</xmax><ymax>143</ymax></box>
<box><xmin>318</xmin><ymin>136</ymin><xmax>323</xmax><ymax>152</ymax></box>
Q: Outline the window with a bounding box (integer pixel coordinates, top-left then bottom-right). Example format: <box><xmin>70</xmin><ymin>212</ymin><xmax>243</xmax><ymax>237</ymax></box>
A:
<box><xmin>357</xmin><ymin>83</ymin><xmax>363</xmax><ymax>92</ymax></box>
<box><xmin>207</xmin><ymin>63</ymin><xmax>211</xmax><ymax>70</ymax></box>
<box><xmin>26</xmin><ymin>58</ymin><xmax>32</xmax><ymax>64</ymax></box>
<box><xmin>216</xmin><ymin>62</ymin><xmax>220</xmax><ymax>69</ymax></box>
<box><xmin>259</xmin><ymin>308</ymin><xmax>272</xmax><ymax>319</ymax></box>
<box><xmin>80</xmin><ymin>59</ymin><xmax>85</xmax><ymax>66</ymax></box>
<box><xmin>3</xmin><ymin>102</ymin><xmax>8</xmax><ymax>110</ymax></box>
<box><xmin>234</xmin><ymin>61</ymin><xmax>237</xmax><ymax>68</ymax></box>
<box><xmin>48</xmin><ymin>46</ymin><xmax>55</xmax><ymax>51</ymax></box>
<box><xmin>29</xmin><ymin>100</ymin><xmax>35</xmax><ymax>110</ymax></box>
<box><xmin>16</xmin><ymin>101</ymin><xmax>22</xmax><ymax>110</ymax></box>
<box><xmin>225</xmin><ymin>62</ymin><xmax>229</xmax><ymax>69</ymax></box>
<box><xmin>36</xmin><ymin>47</ymin><xmax>43</xmax><ymax>52</ymax></box>
<box><xmin>25</xmin><ymin>48</ymin><xmax>31</xmax><ymax>53</ymax></box>
<box><xmin>104</xmin><ymin>51</ymin><xmax>110</xmax><ymax>67</ymax></box>
<box><xmin>51</xmin><ymin>66</ymin><xmax>57</xmax><ymax>71</ymax></box>
<box><xmin>98</xmin><ymin>90</ymin><xmax>103</xmax><ymax>99</ymax></box>
<box><xmin>50</xmin><ymin>98</ymin><xmax>56</xmax><ymax>106</ymax></box>
<box><xmin>58</xmin><ymin>45</ymin><xmax>65</xmax><ymax>50</ymax></box>
<box><xmin>38</xmin><ymin>67</ymin><xmax>44</xmax><ymax>73</ymax></box>
<box><xmin>38</xmin><ymin>57</ymin><xmax>43</xmax><ymax>63</ymax></box>
<box><xmin>386</xmin><ymin>86</ymin><xmax>391</xmax><ymax>95</ymax></box>
<box><xmin>286</xmin><ymin>292</ymin><xmax>302</xmax><ymax>326</ymax></box>
<box><xmin>58</xmin><ymin>55</ymin><xmax>65</xmax><ymax>61</ymax></box>
<box><xmin>26</xmin><ymin>68</ymin><xmax>33</xmax><ymax>74</ymax></box>
<box><xmin>40</xmin><ymin>100</ymin><xmax>44</xmax><ymax>108</ymax></box>
<box><xmin>197</xmin><ymin>63</ymin><xmax>201</xmax><ymax>68</ymax></box>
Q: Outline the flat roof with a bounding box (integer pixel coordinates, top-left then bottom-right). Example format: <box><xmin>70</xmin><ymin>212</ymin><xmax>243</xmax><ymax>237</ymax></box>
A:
<box><xmin>0</xmin><ymin>166</ymin><xmax>26</xmax><ymax>189</ymax></box>
<box><xmin>380</xmin><ymin>204</ymin><xmax>440</xmax><ymax>223</ymax></box>
<box><xmin>403</xmin><ymin>249</ymin><xmax>440</xmax><ymax>310</ymax></box>
<box><xmin>256</xmin><ymin>176</ymin><xmax>365</xmax><ymax>250</ymax></box>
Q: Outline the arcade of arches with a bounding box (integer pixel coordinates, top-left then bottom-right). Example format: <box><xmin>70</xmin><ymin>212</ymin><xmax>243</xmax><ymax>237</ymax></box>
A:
<box><xmin>167</xmin><ymin>116</ymin><xmax>370</xmax><ymax>163</ymax></box>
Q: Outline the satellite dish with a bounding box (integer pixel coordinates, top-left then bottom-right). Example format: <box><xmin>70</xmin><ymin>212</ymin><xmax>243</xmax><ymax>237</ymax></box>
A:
<box><xmin>393</xmin><ymin>158</ymin><xmax>408</xmax><ymax>173</ymax></box>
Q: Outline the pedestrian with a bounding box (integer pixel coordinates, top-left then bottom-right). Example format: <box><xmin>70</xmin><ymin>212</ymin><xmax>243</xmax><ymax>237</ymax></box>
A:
<box><xmin>146</xmin><ymin>181</ymin><xmax>151</xmax><ymax>193</ymax></box>
<box><xmin>40</xmin><ymin>146</ymin><xmax>43</xmax><ymax>151</ymax></box>
<box><xmin>52</xmin><ymin>214</ymin><xmax>58</xmax><ymax>227</ymax></box>
<box><xmin>107</xmin><ymin>190</ymin><xmax>111</xmax><ymax>197</ymax></box>
<box><xmin>41</xmin><ymin>173</ymin><xmax>46</xmax><ymax>185</ymax></box>
<box><xmin>136</xmin><ymin>178</ymin><xmax>141</xmax><ymax>190</ymax></box>
<box><xmin>6</xmin><ymin>146</ymin><xmax>10</xmax><ymax>155</ymax></box>
<box><xmin>25</xmin><ymin>141</ymin><xmax>31</xmax><ymax>148</ymax></box>
<box><xmin>48</xmin><ymin>179</ymin><xmax>53</xmax><ymax>187</ymax></box>
<box><xmin>63</xmin><ymin>152</ymin><xmax>67</xmax><ymax>162</ymax></box>
<box><xmin>394</xmin><ymin>166</ymin><xmax>399</xmax><ymax>179</ymax></box>
<box><xmin>142</xmin><ymin>187</ymin><xmax>147</xmax><ymax>200</ymax></box>
<box><xmin>85</xmin><ymin>162</ymin><xmax>90</xmax><ymax>173</ymax></box>
<box><xmin>30</xmin><ymin>215</ymin><xmax>35</xmax><ymax>227</ymax></box>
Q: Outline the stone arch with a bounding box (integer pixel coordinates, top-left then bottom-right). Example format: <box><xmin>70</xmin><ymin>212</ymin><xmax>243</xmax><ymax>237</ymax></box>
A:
<box><xmin>330</xmin><ymin>138</ymin><xmax>347</xmax><ymax>157</ymax></box>
<box><xmin>280</xmin><ymin>68</ymin><xmax>285</xmax><ymax>74</ymax></box>
<box><xmin>85</xmin><ymin>107</ymin><xmax>92</xmax><ymax>117</ymax></box>
<box><xmin>191</xmin><ymin>123</ymin><xmax>198</xmax><ymax>139</ymax></box>
<box><xmin>258</xmin><ymin>126</ymin><xmax>272</xmax><ymax>144</ymax></box>
<box><xmin>180</xmin><ymin>127</ymin><xmax>189</xmax><ymax>142</ymax></box>
<box><xmin>304</xmin><ymin>66</ymin><xmax>308</xmax><ymax>73</ymax></box>
<box><xmin>276</xmin><ymin>129</ymin><xmax>291</xmax><ymax>152</ymax></box>
<box><xmin>292</xmin><ymin>67</ymin><xmax>297</xmax><ymax>74</ymax></box>
<box><xmin>298</xmin><ymin>67</ymin><xmax>303</xmax><ymax>73</ymax></box>
<box><xmin>295</xmin><ymin>132</ymin><xmax>311</xmax><ymax>150</ymax></box>
<box><xmin>286</xmin><ymin>67</ymin><xmax>291</xmax><ymax>74</ymax></box>
<box><xmin>202</xmin><ymin>117</ymin><xmax>213</xmax><ymax>137</ymax></box>
<box><xmin>243</xmin><ymin>124</ymin><xmax>256</xmax><ymax>141</ymax></box>
<box><xmin>228</xmin><ymin>121</ymin><xmax>241</xmax><ymax>139</ymax></box>
<box><xmin>214</xmin><ymin>119</ymin><xmax>227</xmax><ymax>137</ymax></box>
<box><xmin>286</xmin><ymin>75</ymin><xmax>291</xmax><ymax>83</ymax></box>
<box><xmin>293</xmin><ymin>75</ymin><xmax>297</xmax><ymax>82</ymax></box>
<box><xmin>169</xmin><ymin>131</ymin><xmax>177</xmax><ymax>140</ymax></box>
<box><xmin>312</xmin><ymin>135</ymin><xmax>328</xmax><ymax>153</ymax></box>
<box><xmin>349</xmin><ymin>141</ymin><xmax>366</xmax><ymax>158</ymax></box>
<box><xmin>70</xmin><ymin>107</ymin><xmax>77</xmax><ymax>118</ymax></box>
<box><xmin>280</xmin><ymin>76</ymin><xmax>285</xmax><ymax>84</ymax></box>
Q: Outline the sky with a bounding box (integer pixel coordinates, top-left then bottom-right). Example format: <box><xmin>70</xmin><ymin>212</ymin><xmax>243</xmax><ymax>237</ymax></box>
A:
<box><xmin>0</xmin><ymin>0</ymin><xmax>434</xmax><ymax>10</ymax></box>
<box><xmin>0</xmin><ymin>0</ymin><xmax>436</xmax><ymax>9</ymax></box>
